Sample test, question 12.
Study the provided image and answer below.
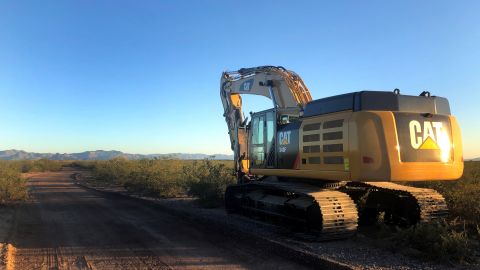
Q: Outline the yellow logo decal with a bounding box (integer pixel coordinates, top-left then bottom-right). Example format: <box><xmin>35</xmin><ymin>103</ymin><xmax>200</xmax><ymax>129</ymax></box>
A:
<box><xmin>409</xmin><ymin>120</ymin><xmax>444</xmax><ymax>150</ymax></box>
<box><xmin>418</xmin><ymin>136</ymin><xmax>439</xmax><ymax>150</ymax></box>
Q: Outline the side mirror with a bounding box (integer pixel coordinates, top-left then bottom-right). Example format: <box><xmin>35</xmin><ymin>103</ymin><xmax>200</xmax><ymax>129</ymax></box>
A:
<box><xmin>280</xmin><ymin>115</ymin><xmax>289</xmax><ymax>124</ymax></box>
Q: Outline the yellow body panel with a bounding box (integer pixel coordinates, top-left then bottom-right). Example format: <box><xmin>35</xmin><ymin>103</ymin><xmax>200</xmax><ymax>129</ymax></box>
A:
<box><xmin>241</xmin><ymin>159</ymin><xmax>250</xmax><ymax>172</ymax></box>
<box><xmin>250</xmin><ymin>168</ymin><xmax>349</xmax><ymax>181</ymax></box>
<box><xmin>251</xmin><ymin>111</ymin><xmax>463</xmax><ymax>182</ymax></box>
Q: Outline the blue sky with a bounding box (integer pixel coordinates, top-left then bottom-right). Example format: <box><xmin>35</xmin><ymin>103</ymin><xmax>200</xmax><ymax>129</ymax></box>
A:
<box><xmin>0</xmin><ymin>1</ymin><xmax>479</xmax><ymax>158</ymax></box>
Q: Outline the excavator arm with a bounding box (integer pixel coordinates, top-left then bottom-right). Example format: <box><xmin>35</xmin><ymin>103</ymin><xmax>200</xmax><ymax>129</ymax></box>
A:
<box><xmin>220</xmin><ymin>66</ymin><xmax>312</xmax><ymax>180</ymax></box>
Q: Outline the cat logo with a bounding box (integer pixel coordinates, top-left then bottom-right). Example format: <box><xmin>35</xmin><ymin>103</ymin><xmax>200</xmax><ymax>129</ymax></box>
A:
<box><xmin>239</xmin><ymin>79</ymin><xmax>254</xmax><ymax>92</ymax></box>
<box><xmin>279</xmin><ymin>131</ymin><xmax>291</xmax><ymax>145</ymax></box>
<box><xmin>409</xmin><ymin>120</ymin><xmax>448</xmax><ymax>150</ymax></box>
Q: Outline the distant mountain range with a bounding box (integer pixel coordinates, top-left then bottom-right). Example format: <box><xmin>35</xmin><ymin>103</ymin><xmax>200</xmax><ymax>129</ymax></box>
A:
<box><xmin>3</xmin><ymin>149</ymin><xmax>474</xmax><ymax>162</ymax></box>
<box><xmin>0</xmin><ymin>150</ymin><xmax>233</xmax><ymax>161</ymax></box>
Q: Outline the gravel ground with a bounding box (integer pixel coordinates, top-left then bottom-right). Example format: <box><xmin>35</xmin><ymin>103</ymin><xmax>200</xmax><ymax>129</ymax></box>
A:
<box><xmin>0</xmin><ymin>207</ymin><xmax>16</xmax><ymax>269</ymax></box>
<box><xmin>8</xmin><ymin>169</ymin><xmax>313</xmax><ymax>270</ymax></box>
<box><xmin>75</xmin><ymin>173</ymin><xmax>468</xmax><ymax>270</ymax></box>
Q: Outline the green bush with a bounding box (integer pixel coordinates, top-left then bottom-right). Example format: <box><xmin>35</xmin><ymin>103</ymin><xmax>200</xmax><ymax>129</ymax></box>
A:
<box><xmin>93</xmin><ymin>158</ymin><xmax>133</xmax><ymax>185</ymax></box>
<box><xmin>390</xmin><ymin>221</ymin><xmax>472</xmax><ymax>263</ymax></box>
<box><xmin>183</xmin><ymin>159</ymin><xmax>235</xmax><ymax>207</ymax></box>
<box><xmin>89</xmin><ymin>158</ymin><xmax>235</xmax><ymax>204</ymax></box>
<box><xmin>376</xmin><ymin>161</ymin><xmax>480</xmax><ymax>265</ymax></box>
<box><xmin>125</xmin><ymin>159</ymin><xmax>186</xmax><ymax>197</ymax></box>
<box><xmin>409</xmin><ymin>161</ymin><xmax>480</xmax><ymax>229</ymax></box>
<box><xmin>0</xmin><ymin>159</ymin><xmax>66</xmax><ymax>204</ymax></box>
<box><xmin>92</xmin><ymin>158</ymin><xmax>189</xmax><ymax>197</ymax></box>
<box><xmin>0</xmin><ymin>161</ymin><xmax>27</xmax><ymax>203</ymax></box>
<box><xmin>71</xmin><ymin>161</ymin><xmax>96</xmax><ymax>170</ymax></box>
<box><xmin>16</xmin><ymin>159</ymin><xmax>64</xmax><ymax>173</ymax></box>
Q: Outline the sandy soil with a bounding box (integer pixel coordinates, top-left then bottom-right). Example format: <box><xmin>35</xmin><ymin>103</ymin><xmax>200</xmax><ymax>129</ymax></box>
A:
<box><xmin>76</xmin><ymin>174</ymin><xmax>459</xmax><ymax>270</ymax></box>
<box><xmin>7</xmin><ymin>169</ymin><xmax>311</xmax><ymax>270</ymax></box>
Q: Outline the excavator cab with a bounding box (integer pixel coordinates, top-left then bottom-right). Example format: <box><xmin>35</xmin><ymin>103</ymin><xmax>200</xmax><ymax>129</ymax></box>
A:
<box><xmin>249</xmin><ymin>109</ymin><xmax>276</xmax><ymax>169</ymax></box>
<box><xmin>249</xmin><ymin>106</ymin><xmax>304</xmax><ymax>170</ymax></box>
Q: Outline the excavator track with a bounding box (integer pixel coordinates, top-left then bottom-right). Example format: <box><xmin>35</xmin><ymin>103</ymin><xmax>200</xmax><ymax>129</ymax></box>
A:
<box><xmin>225</xmin><ymin>181</ymin><xmax>358</xmax><ymax>240</ymax></box>
<box><xmin>346</xmin><ymin>182</ymin><xmax>448</xmax><ymax>225</ymax></box>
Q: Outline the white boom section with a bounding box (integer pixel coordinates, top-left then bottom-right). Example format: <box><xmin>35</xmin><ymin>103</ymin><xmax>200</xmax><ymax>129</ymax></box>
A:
<box><xmin>220</xmin><ymin>66</ymin><xmax>312</xmax><ymax>175</ymax></box>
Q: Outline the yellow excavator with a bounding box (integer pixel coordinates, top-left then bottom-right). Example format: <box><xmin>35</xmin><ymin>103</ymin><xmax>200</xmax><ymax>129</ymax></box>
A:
<box><xmin>220</xmin><ymin>66</ymin><xmax>463</xmax><ymax>239</ymax></box>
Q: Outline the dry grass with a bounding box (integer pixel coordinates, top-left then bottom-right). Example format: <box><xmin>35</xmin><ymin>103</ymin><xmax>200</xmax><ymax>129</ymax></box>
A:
<box><xmin>412</xmin><ymin>161</ymin><xmax>480</xmax><ymax>228</ymax></box>
<box><xmin>0</xmin><ymin>161</ymin><xmax>28</xmax><ymax>203</ymax></box>
<box><xmin>79</xmin><ymin>158</ymin><xmax>235</xmax><ymax>206</ymax></box>
<box><xmin>16</xmin><ymin>159</ymin><xmax>65</xmax><ymax>173</ymax></box>
<box><xmin>2</xmin><ymin>158</ymin><xmax>478</xmax><ymax>264</ymax></box>
<box><xmin>0</xmin><ymin>159</ymin><xmax>66</xmax><ymax>204</ymax></box>
<box><xmin>367</xmin><ymin>161</ymin><xmax>480</xmax><ymax>265</ymax></box>
<box><xmin>93</xmin><ymin>158</ymin><xmax>188</xmax><ymax>197</ymax></box>
<box><xmin>183</xmin><ymin>159</ymin><xmax>235</xmax><ymax>207</ymax></box>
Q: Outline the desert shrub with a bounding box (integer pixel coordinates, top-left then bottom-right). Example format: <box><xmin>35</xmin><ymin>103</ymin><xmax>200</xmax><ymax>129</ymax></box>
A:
<box><xmin>373</xmin><ymin>161</ymin><xmax>480</xmax><ymax>264</ymax></box>
<box><xmin>0</xmin><ymin>161</ymin><xmax>27</xmax><ymax>203</ymax></box>
<box><xmin>390</xmin><ymin>221</ymin><xmax>472</xmax><ymax>263</ymax></box>
<box><xmin>409</xmin><ymin>161</ymin><xmax>480</xmax><ymax>229</ymax></box>
<box><xmin>18</xmin><ymin>160</ymin><xmax>34</xmax><ymax>173</ymax></box>
<box><xmin>17</xmin><ymin>159</ymin><xmax>64</xmax><ymax>173</ymax></box>
<box><xmin>90</xmin><ymin>158</ymin><xmax>234</xmax><ymax>202</ymax></box>
<box><xmin>71</xmin><ymin>161</ymin><xmax>97</xmax><ymax>170</ymax></box>
<box><xmin>365</xmin><ymin>218</ymin><xmax>476</xmax><ymax>264</ymax></box>
<box><xmin>0</xmin><ymin>159</ymin><xmax>65</xmax><ymax>203</ymax></box>
<box><xmin>124</xmin><ymin>159</ymin><xmax>186</xmax><ymax>197</ymax></box>
<box><xmin>183</xmin><ymin>159</ymin><xmax>235</xmax><ymax>207</ymax></box>
<box><xmin>93</xmin><ymin>158</ymin><xmax>134</xmax><ymax>185</ymax></box>
<box><xmin>92</xmin><ymin>158</ymin><xmax>189</xmax><ymax>197</ymax></box>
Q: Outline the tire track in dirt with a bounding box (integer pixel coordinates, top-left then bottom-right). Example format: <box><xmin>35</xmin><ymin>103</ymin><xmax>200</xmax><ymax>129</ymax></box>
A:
<box><xmin>8</xmin><ymin>169</ymin><xmax>311</xmax><ymax>270</ymax></box>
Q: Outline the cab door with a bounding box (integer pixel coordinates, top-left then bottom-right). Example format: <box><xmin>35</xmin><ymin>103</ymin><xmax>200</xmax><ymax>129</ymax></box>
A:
<box><xmin>250</xmin><ymin>109</ymin><xmax>276</xmax><ymax>169</ymax></box>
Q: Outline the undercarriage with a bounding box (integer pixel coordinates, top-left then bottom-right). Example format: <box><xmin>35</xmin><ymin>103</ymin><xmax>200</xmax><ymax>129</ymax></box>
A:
<box><xmin>225</xmin><ymin>177</ymin><xmax>448</xmax><ymax>240</ymax></box>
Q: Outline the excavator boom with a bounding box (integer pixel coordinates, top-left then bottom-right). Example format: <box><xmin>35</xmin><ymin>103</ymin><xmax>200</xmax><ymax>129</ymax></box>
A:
<box><xmin>220</xmin><ymin>66</ymin><xmax>312</xmax><ymax>176</ymax></box>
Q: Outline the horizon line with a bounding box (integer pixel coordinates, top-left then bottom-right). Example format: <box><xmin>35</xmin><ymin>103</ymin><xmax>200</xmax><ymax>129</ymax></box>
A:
<box><xmin>0</xmin><ymin>149</ymin><xmax>234</xmax><ymax>156</ymax></box>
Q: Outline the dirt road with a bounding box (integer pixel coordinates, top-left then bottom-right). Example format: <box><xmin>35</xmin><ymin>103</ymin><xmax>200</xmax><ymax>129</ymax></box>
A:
<box><xmin>8</xmin><ymin>170</ymin><xmax>310</xmax><ymax>270</ymax></box>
